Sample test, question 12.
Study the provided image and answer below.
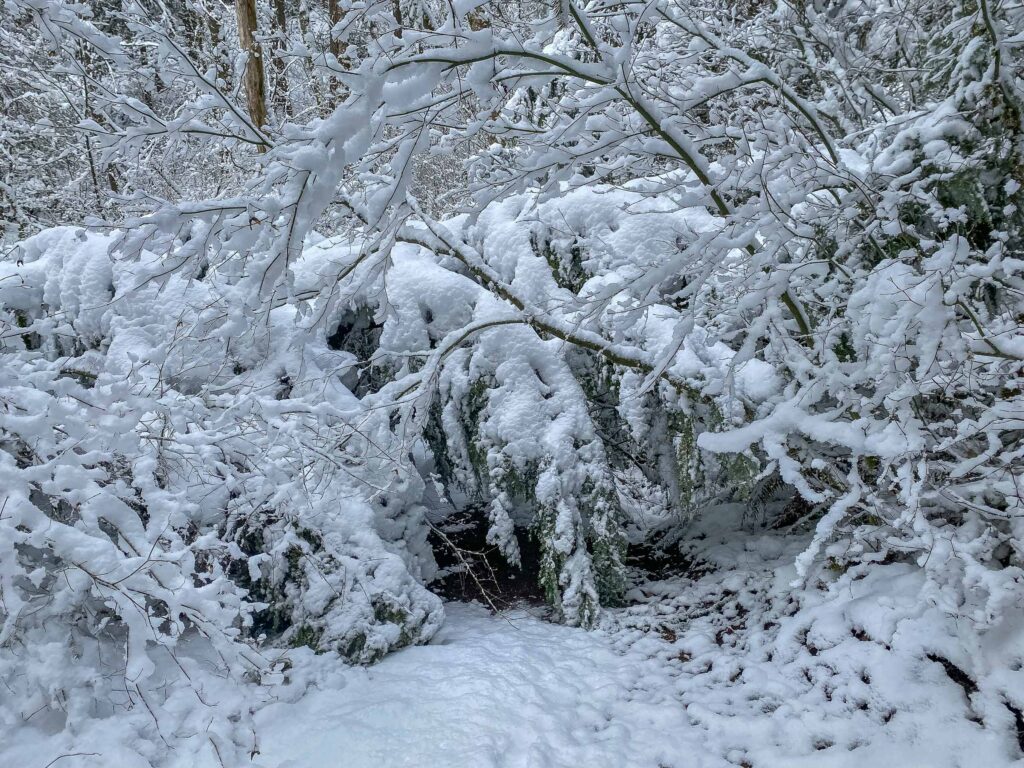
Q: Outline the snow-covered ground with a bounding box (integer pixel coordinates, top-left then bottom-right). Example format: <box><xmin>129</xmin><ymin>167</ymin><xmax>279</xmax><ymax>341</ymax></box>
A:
<box><xmin>255</xmin><ymin>603</ymin><xmax>697</xmax><ymax>768</ymax></box>
<box><xmin>8</xmin><ymin>516</ymin><xmax>1023</xmax><ymax>768</ymax></box>
<box><xmin>249</xmin><ymin>518</ymin><xmax>1024</xmax><ymax>768</ymax></box>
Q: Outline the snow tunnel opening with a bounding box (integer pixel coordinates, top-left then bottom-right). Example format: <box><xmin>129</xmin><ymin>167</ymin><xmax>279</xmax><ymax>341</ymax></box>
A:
<box><xmin>428</xmin><ymin>504</ymin><xmax>549</xmax><ymax>610</ymax></box>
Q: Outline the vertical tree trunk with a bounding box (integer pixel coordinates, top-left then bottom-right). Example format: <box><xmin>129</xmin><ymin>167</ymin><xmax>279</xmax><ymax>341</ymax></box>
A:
<box><xmin>80</xmin><ymin>41</ymin><xmax>119</xmax><ymax>207</ymax></box>
<box><xmin>326</xmin><ymin>0</ymin><xmax>346</xmax><ymax>105</ymax></box>
<box><xmin>204</xmin><ymin>2</ymin><xmax>230</xmax><ymax>87</ymax></box>
<box><xmin>391</xmin><ymin>0</ymin><xmax>403</xmax><ymax>38</ymax></box>
<box><xmin>270</xmin><ymin>0</ymin><xmax>290</xmax><ymax>116</ymax></box>
<box><xmin>298</xmin><ymin>0</ymin><xmax>309</xmax><ymax>39</ymax></box>
<box><xmin>327</xmin><ymin>0</ymin><xmax>343</xmax><ymax>60</ymax></box>
<box><xmin>235</xmin><ymin>0</ymin><xmax>268</xmax><ymax>134</ymax></box>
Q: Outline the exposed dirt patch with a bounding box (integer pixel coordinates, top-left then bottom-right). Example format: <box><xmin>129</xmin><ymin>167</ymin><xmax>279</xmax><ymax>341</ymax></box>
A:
<box><xmin>626</xmin><ymin>536</ymin><xmax>712</xmax><ymax>582</ymax></box>
<box><xmin>429</xmin><ymin>507</ymin><xmax>548</xmax><ymax>609</ymax></box>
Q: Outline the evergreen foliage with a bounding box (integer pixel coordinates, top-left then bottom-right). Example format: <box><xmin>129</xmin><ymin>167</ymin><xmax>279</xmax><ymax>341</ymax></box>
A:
<box><xmin>1</xmin><ymin>0</ymin><xmax>1023</xmax><ymax>761</ymax></box>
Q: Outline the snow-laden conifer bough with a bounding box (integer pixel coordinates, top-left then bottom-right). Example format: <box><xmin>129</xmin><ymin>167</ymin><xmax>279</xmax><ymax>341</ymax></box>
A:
<box><xmin>1</xmin><ymin>0</ymin><xmax>1023</xmax><ymax>765</ymax></box>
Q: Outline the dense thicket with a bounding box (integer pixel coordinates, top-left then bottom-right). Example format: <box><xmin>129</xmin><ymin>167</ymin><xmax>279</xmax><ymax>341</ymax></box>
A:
<box><xmin>1</xmin><ymin>0</ymin><xmax>1022</xmax><ymax>762</ymax></box>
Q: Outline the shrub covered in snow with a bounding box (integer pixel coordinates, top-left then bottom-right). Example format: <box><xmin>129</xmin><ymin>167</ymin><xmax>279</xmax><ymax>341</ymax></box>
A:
<box><xmin>0</xmin><ymin>227</ymin><xmax>443</xmax><ymax>762</ymax></box>
<box><xmin>2</xmin><ymin>0</ymin><xmax>1024</xmax><ymax>763</ymax></box>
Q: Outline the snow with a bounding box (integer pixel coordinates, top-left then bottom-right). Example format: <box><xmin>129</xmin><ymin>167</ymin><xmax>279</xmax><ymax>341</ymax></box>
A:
<box><xmin>245</xmin><ymin>521</ymin><xmax>1022</xmax><ymax>768</ymax></box>
<box><xmin>5</xmin><ymin>505</ymin><xmax>1024</xmax><ymax>768</ymax></box>
<box><xmin>254</xmin><ymin>603</ymin><xmax>697</xmax><ymax>768</ymax></box>
<box><xmin>6</xmin><ymin>0</ymin><xmax>1024</xmax><ymax>765</ymax></box>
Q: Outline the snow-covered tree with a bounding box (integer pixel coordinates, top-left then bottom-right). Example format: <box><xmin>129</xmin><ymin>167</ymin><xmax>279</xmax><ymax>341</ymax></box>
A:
<box><xmin>2</xmin><ymin>0</ymin><xmax>1023</xmax><ymax>761</ymax></box>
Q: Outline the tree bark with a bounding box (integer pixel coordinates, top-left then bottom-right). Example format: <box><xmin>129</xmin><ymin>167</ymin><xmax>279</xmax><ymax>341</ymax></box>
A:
<box><xmin>328</xmin><ymin>0</ymin><xmax>343</xmax><ymax>60</ymax></box>
<box><xmin>326</xmin><ymin>0</ymin><xmax>347</xmax><ymax>103</ymax></box>
<box><xmin>391</xmin><ymin>0</ymin><xmax>403</xmax><ymax>38</ymax></box>
<box><xmin>270</xmin><ymin>0</ymin><xmax>290</xmax><ymax>115</ymax></box>
<box><xmin>235</xmin><ymin>0</ymin><xmax>268</xmax><ymax>135</ymax></box>
<box><xmin>204</xmin><ymin>2</ymin><xmax>230</xmax><ymax>87</ymax></box>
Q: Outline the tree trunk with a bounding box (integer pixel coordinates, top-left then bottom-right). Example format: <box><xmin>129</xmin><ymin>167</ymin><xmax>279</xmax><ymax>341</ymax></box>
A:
<box><xmin>326</xmin><ymin>0</ymin><xmax>347</xmax><ymax>104</ymax></box>
<box><xmin>204</xmin><ymin>2</ymin><xmax>230</xmax><ymax>87</ymax></box>
<box><xmin>270</xmin><ymin>0</ymin><xmax>290</xmax><ymax>116</ymax></box>
<box><xmin>328</xmin><ymin>0</ymin><xmax>343</xmax><ymax>59</ymax></box>
<box><xmin>392</xmin><ymin>0</ymin><xmax>403</xmax><ymax>38</ymax></box>
<box><xmin>235</xmin><ymin>0</ymin><xmax>268</xmax><ymax>135</ymax></box>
